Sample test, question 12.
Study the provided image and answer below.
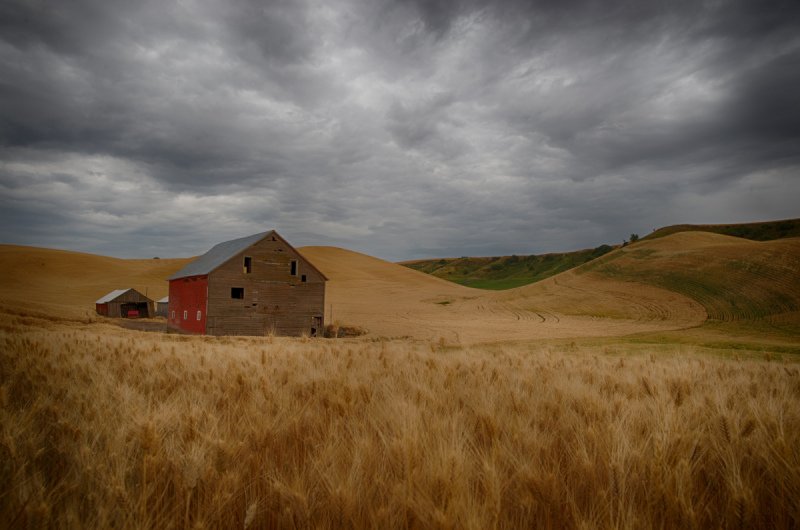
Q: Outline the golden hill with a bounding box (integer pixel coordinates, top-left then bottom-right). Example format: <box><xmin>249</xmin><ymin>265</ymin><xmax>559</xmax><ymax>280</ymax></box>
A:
<box><xmin>2</xmin><ymin>232</ymin><xmax>798</xmax><ymax>342</ymax></box>
<box><xmin>579</xmin><ymin>232</ymin><xmax>800</xmax><ymax>322</ymax></box>
<box><xmin>0</xmin><ymin>245</ymin><xmax>190</xmax><ymax>319</ymax></box>
<box><xmin>300</xmin><ymin>246</ymin><xmax>705</xmax><ymax>342</ymax></box>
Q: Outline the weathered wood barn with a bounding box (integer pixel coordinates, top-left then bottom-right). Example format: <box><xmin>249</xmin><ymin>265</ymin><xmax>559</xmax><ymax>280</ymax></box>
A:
<box><xmin>156</xmin><ymin>296</ymin><xmax>169</xmax><ymax>317</ymax></box>
<box><xmin>167</xmin><ymin>230</ymin><xmax>326</xmax><ymax>336</ymax></box>
<box><xmin>95</xmin><ymin>288</ymin><xmax>154</xmax><ymax>318</ymax></box>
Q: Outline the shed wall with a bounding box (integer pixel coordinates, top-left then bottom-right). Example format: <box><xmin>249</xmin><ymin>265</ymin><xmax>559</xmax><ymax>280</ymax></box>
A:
<box><xmin>96</xmin><ymin>290</ymin><xmax>154</xmax><ymax>318</ymax></box>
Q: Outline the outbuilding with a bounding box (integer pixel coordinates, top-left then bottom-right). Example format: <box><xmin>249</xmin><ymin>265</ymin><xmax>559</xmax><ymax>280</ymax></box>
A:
<box><xmin>167</xmin><ymin>230</ymin><xmax>326</xmax><ymax>337</ymax></box>
<box><xmin>156</xmin><ymin>296</ymin><xmax>169</xmax><ymax>317</ymax></box>
<box><xmin>95</xmin><ymin>288</ymin><xmax>154</xmax><ymax>318</ymax></box>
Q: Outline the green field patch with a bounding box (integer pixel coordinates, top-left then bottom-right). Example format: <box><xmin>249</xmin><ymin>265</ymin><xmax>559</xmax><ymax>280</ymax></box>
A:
<box><xmin>403</xmin><ymin>217</ymin><xmax>800</xmax><ymax>296</ymax></box>
<box><xmin>643</xmin><ymin>217</ymin><xmax>800</xmax><ymax>242</ymax></box>
<box><xmin>455</xmin><ymin>277</ymin><xmax>540</xmax><ymax>290</ymax></box>
<box><xmin>403</xmin><ymin>244</ymin><xmax>615</xmax><ymax>290</ymax></box>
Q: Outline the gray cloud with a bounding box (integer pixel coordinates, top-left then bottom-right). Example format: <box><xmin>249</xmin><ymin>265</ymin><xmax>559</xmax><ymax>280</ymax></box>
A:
<box><xmin>0</xmin><ymin>0</ymin><xmax>798</xmax><ymax>261</ymax></box>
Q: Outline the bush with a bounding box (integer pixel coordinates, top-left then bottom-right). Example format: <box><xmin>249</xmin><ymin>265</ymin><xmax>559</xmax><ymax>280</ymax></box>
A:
<box><xmin>323</xmin><ymin>323</ymin><xmax>367</xmax><ymax>338</ymax></box>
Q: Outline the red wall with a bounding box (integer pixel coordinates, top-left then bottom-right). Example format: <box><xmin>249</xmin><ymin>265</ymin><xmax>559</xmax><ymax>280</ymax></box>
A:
<box><xmin>96</xmin><ymin>303</ymin><xmax>108</xmax><ymax>316</ymax></box>
<box><xmin>168</xmin><ymin>275</ymin><xmax>208</xmax><ymax>334</ymax></box>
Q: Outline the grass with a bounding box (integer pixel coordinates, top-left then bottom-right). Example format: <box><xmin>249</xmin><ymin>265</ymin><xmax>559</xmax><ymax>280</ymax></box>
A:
<box><xmin>404</xmin><ymin>217</ymin><xmax>800</xmax><ymax>291</ymax></box>
<box><xmin>643</xmin><ymin>218</ymin><xmax>800</xmax><ymax>242</ymax></box>
<box><xmin>622</xmin><ymin>318</ymin><xmax>800</xmax><ymax>356</ymax></box>
<box><xmin>2</xmin><ymin>315</ymin><xmax>800</xmax><ymax>529</ymax></box>
<box><xmin>456</xmin><ymin>277</ymin><xmax>539</xmax><ymax>290</ymax></box>
<box><xmin>402</xmin><ymin>245</ymin><xmax>615</xmax><ymax>290</ymax></box>
<box><xmin>581</xmin><ymin>236</ymin><xmax>800</xmax><ymax>322</ymax></box>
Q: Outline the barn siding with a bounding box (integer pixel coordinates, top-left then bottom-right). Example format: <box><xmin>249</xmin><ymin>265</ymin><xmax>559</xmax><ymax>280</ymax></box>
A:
<box><xmin>168</xmin><ymin>276</ymin><xmax>208</xmax><ymax>334</ymax></box>
<box><xmin>205</xmin><ymin>235</ymin><xmax>325</xmax><ymax>336</ymax></box>
<box><xmin>96</xmin><ymin>289</ymin><xmax>154</xmax><ymax>318</ymax></box>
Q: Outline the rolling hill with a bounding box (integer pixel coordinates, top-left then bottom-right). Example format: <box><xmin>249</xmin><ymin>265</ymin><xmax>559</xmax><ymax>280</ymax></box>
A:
<box><xmin>582</xmin><ymin>232</ymin><xmax>800</xmax><ymax>322</ymax></box>
<box><xmin>642</xmin><ymin>217</ymin><xmax>800</xmax><ymax>242</ymax></box>
<box><xmin>1</xmin><ymin>231</ymin><xmax>798</xmax><ymax>343</ymax></box>
<box><xmin>402</xmin><ymin>244</ymin><xmax>615</xmax><ymax>290</ymax></box>
<box><xmin>0</xmin><ymin>245</ymin><xmax>190</xmax><ymax>319</ymax></box>
<box><xmin>404</xmin><ymin>217</ymin><xmax>800</xmax><ymax>290</ymax></box>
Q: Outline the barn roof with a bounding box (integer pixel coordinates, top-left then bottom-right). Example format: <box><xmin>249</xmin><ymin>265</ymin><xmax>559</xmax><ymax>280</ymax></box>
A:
<box><xmin>157</xmin><ymin>296</ymin><xmax>169</xmax><ymax>303</ymax></box>
<box><xmin>168</xmin><ymin>231</ymin><xmax>273</xmax><ymax>280</ymax></box>
<box><xmin>168</xmin><ymin>230</ymin><xmax>328</xmax><ymax>281</ymax></box>
<box><xmin>95</xmin><ymin>289</ymin><xmax>132</xmax><ymax>304</ymax></box>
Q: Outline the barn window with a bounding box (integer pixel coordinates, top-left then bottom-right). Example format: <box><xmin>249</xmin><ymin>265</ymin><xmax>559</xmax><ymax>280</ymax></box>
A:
<box><xmin>171</xmin><ymin>310</ymin><xmax>175</xmax><ymax>319</ymax></box>
<box><xmin>196</xmin><ymin>310</ymin><xmax>202</xmax><ymax>320</ymax></box>
<box><xmin>301</xmin><ymin>274</ymin><xmax>307</xmax><ymax>282</ymax></box>
<box><xmin>231</xmin><ymin>287</ymin><xmax>244</xmax><ymax>299</ymax></box>
<box><xmin>183</xmin><ymin>310</ymin><xmax>188</xmax><ymax>320</ymax></box>
<box><xmin>243</xmin><ymin>256</ymin><xmax>252</xmax><ymax>274</ymax></box>
<box><xmin>290</xmin><ymin>260</ymin><xmax>298</xmax><ymax>276</ymax></box>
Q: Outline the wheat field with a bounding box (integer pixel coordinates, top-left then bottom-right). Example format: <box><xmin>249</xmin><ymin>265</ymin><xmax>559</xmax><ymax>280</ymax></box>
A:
<box><xmin>1</xmin><ymin>236</ymin><xmax>799</xmax><ymax>528</ymax></box>
<box><xmin>2</xmin><ymin>318</ymin><xmax>799</xmax><ymax>529</ymax></box>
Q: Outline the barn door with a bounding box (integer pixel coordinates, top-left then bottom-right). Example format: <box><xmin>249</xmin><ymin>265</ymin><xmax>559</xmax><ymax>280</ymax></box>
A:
<box><xmin>311</xmin><ymin>316</ymin><xmax>323</xmax><ymax>337</ymax></box>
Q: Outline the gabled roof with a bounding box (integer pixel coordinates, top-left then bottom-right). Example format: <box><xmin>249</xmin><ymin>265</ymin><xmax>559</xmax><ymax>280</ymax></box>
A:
<box><xmin>96</xmin><ymin>288</ymin><xmax>153</xmax><ymax>304</ymax></box>
<box><xmin>96</xmin><ymin>289</ymin><xmax>131</xmax><ymax>304</ymax></box>
<box><xmin>157</xmin><ymin>296</ymin><xmax>169</xmax><ymax>303</ymax></box>
<box><xmin>168</xmin><ymin>231</ymin><xmax>271</xmax><ymax>280</ymax></box>
<box><xmin>168</xmin><ymin>229</ymin><xmax>328</xmax><ymax>281</ymax></box>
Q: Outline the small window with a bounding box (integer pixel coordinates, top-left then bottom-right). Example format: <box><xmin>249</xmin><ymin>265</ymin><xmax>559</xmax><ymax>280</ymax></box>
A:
<box><xmin>196</xmin><ymin>310</ymin><xmax>202</xmax><ymax>320</ymax></box>
<box><xmin>290</xmin><ymin>260</ymin><xmax>298</xmax><ymax>276</ymax></box>
<box><xmin>171</xmin><ymin>310</ymin><xmax>175</xmax><ymax>319</ymax></box>
<box><xmin>183</xmin><ymin>310</ymin><xmax>188</xmax><ymax>320</ymax></box>
<box><xmin>301</xmin><ymin>274</ymin><xmax>307</xmax><ymax>282</ymax></box>
<box><xmin>231</xmin><ymin>287</ymin><xmax>244</xmax><ymax>299</ymax></box>
<box><xmin>243</xmin><ymin>256</ymin><xmax>252</xmax><ymax>274</ymax></box>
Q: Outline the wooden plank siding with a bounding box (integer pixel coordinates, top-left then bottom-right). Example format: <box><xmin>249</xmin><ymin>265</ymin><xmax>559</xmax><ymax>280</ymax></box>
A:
<box><xmin>205</xmin><ymin>233</ymin><xmax>325</xmax><ymax>336</ymax></box>
<box><xmin>168</xmin><ymin>276</ymin><xmax>208</xmax><ymax>333</ymax></box>
<box><xmin>100</xmin><ymin>290</ymin><xmax>154</xmax><ymax>318</ymax></box>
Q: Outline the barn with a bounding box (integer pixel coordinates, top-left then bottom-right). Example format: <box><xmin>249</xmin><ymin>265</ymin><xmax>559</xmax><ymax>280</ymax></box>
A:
<box><xmin>95</xmin><ymin>288</ymin><xmax>154</xmax><ymax>318</ymax></box>
<box><xmin>167</xmin><ymin>230</ymin><xmax>327</xmax><ymax>337</ymax></box>
<box><xmin>156</xmin><ymin>296</ymin><xmax>169</xmax><ymax>317</ymax></box>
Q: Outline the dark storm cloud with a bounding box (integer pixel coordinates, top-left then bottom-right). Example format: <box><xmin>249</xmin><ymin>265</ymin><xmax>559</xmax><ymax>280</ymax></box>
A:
<box><xmin>0</xmin><ymin>0</ymin><xmax>798</xmax><ymax>260</ymax></box>
<box><xmin>0</xmin><ymin>0</ymin><xmax>330</xmax><ymax>186</ymax></box>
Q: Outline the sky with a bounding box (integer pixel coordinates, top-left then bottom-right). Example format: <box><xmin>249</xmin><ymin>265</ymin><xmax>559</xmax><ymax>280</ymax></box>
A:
<box><xmin>1</xmin><ymin>0</ymin><xmax>799</xmax><ymax>261</ymax></box>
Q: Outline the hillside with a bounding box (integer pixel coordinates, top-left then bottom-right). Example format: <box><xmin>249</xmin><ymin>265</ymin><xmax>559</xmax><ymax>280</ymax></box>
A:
<box><xmin>579</xmin><ymin>232</ymin><xmax>800</xmax><ymax>323</ymax></box>
<box><xmin>0</xmin><ymin>245</ymin><xmax>190</xmax><ymax>319</ymax></box>
<box><xmin>643</xmin><ymin>217</ymin><xmax>800</xmax><ymax>242</ymax></box>
<box><xmin>0</xmin><ymin>243</ymin><xmax>704</xmax><ymax>342</ymax></box>
<box><xmin>301</xmin><ymin>246</ymin><xmax>704</xmax><ymax>342</ymax></box>
<box><xmin>402</xmin><ymin>244</ymin><xmax>615</xmax><ymax>290</ymax></box>
<box><xmin>405</xmin><ymin>218</ymin><xmax>800</xmax><ymax>290</ymax></box>
<box><xmin>2</xmin><ymin>233</ymin><xmax>798</xmax><ymax>343</ymax></box>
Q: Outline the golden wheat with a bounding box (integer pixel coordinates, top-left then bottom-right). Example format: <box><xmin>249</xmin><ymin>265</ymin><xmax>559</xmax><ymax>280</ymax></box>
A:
<box><xmin>1</xmin><ymin>318</ymin><xmax>799</xmax><ymax>529</ymax></box>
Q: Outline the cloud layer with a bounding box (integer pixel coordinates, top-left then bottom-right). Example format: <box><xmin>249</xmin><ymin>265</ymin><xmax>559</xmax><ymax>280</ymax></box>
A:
<box><xmin>1</xmin><ymin>0</ymin><xmax>799</xmax><ymax>259</ymax></box>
